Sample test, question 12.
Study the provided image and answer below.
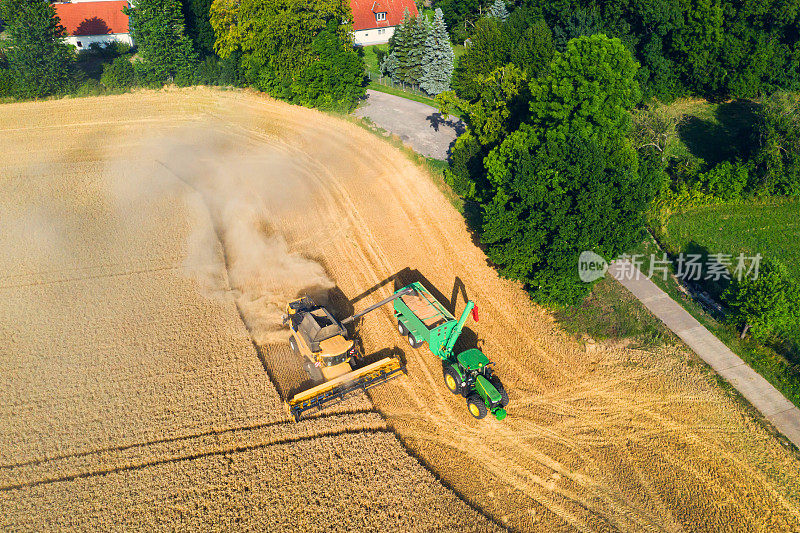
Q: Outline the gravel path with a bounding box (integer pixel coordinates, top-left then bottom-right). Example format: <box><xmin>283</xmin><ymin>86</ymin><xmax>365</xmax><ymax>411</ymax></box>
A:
<box><xmin>353</xmin><ymin>89</ymin><xmax>464</xmax><ymax>160</ymax></box>
<box><xmin>609</xmin><ymin>260</ymin><xmax>800</xmax><ymax>447</ymax></box>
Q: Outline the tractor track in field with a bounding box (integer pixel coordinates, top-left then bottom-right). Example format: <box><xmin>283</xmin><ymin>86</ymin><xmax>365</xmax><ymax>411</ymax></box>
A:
<box><xmin>181</xmin><ymin>90</ymin><xmax>800</xmax><ymax>531</ymax></box>
<box><xmin>3</xmin><ymin>88</ymin><xmax>800</xmax><ymax>531</ymax></box>
<box><xmin>207</xmin><ymin>94</ymin><xmax>800</xmax><ymax>530</ymax></box>
<box><xmin>0</xmin><ymin>421</ymin><xmax>392</xmax><ymax>492</ymax></box>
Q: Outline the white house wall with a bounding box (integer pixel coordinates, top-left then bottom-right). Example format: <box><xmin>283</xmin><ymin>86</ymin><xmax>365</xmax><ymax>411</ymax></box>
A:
<box><xmin>65</xmin><ymin>33</ymin><xmax>134</xmax><ymax>50</ymax></box>
<box><xmin>353</xmin><ymin>26</ymin><xmax>395</xmax><ymax>46</ymax></box>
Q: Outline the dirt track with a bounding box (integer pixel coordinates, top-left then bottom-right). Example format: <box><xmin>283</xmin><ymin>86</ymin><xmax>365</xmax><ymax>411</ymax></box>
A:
<box><xmin>2</xmin><ymin>87</ymin><xmax>800</xmax><ymax>531</ymax></box>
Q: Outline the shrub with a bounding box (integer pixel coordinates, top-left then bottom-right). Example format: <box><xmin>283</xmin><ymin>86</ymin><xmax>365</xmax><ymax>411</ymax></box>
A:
<box><xmin>73</xmin><ymin>78</ymin><xmax>105</xmax><ymax>96</ymax></box>
<box><xmin>444</xmin><ymin>132</ymin><xmax>484</xmax><ymax>199</ymax></box>
<box><xmin>752</xmin><ymin>91</ymin><xmax>800</xmax><ymax>196</ymax></box>
<box><xmin>696</xmin><ymin>161</ymin><xmax>750</xmax><ymax>200</ymax></box>
<box><xmin>0</xmin><ymin>68</ymin><xmax>16</xmax><ymax>97</ymax></box>
<box><xmin>194</xmin><ymin>56</ymin><xmax>221</xmax><ymax>85</ymax></box>
<box><xmin>723</xmin><ymin>258</ymin><xmax>800</xmax><ymax>341</ymax></box>
<box><xmin>100</xmin><ymin>56</ymin><xmax>135</xmax><ymax>89</ymax></box>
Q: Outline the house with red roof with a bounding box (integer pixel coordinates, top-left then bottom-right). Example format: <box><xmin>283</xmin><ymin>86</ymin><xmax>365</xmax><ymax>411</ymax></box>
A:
<box><xmin>52</xmin><ymin>1</ymin><xmax>132</xmax><ymax>51</ymax></box>
<box><xmin>349</xmin><ymin>0</ymin><xmax>419</xmax><ymax>46</ymax></box>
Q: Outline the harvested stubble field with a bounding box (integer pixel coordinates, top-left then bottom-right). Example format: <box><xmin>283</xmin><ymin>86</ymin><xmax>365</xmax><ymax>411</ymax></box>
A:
<box><xmin>1</xmin><ymin>87</ymin><xmax>800</xmax><ymax>531</ymax></box>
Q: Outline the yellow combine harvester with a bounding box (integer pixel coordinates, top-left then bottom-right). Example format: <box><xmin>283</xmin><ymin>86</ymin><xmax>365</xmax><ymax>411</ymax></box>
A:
<box><xmin>282</xmin><ymin>289</ymin><xmax>413</xmax><ymax>421</ymax></box>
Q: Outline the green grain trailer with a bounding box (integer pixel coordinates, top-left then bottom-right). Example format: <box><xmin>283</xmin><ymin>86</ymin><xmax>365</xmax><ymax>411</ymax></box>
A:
<box><xmin>392</xmin><ymin>282</ymin><xmax>509</xmax><ymax>420</ymax></box>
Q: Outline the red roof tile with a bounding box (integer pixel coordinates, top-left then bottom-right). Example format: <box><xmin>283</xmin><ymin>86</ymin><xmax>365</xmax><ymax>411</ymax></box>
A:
<box><xmin>349</xmin><ymin>0</ymin><xmax>419</xmax><ymax>31</ymax></box>
<box><xmin>53</xmin><ymin>1</ymin><xmax>130</xmax><ymax>36</ymax></box>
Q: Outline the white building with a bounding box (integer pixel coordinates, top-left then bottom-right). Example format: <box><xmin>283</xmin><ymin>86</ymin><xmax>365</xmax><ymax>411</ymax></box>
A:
<box><xmin>53</xmin><ymin>1</ymin><xmax>133</xmax><ymax>51</ymax></box>
<box><xmin>349</xmin><ymin>0</ymin><xmax>419</xmax><ymax>46</ymax></box>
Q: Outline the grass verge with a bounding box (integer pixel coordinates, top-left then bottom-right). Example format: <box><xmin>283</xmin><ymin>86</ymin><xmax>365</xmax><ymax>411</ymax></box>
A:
<box><xmin>665</xmin><ymin>198</ymin><xmax>800</xmax><ymax>281</ymax></box>
<box><xmin>553</xmin><ymin>275</ymin><xmax>676</xmax><ymax>348</ymax></box>
<box><xmin>367</xmin><ymin>81</ymin><xmax>440</xmax><ymax>107</ymax></box>
<box><xmin>631</xmin><ymin>234</ymin><xmax>800</xmax><ymax>408</ymax></box>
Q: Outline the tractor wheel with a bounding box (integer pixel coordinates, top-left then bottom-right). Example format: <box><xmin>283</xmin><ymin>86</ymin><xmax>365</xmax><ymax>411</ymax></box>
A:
<box><xmin>408</xmin><ymin>332</ymin><xmax>423</xmax><ymax>349</ymax></box>
<box><xmin>443</xmin><ymin>365</ymin><xmax>462</xmax><ymax>395</ymax></box>
<box><xmin>289</xmin><ymin>335</ymin><xmax>299</xmax><ymax>354</ymax></box>
<box><xmin>466</xmin><ymin>394</ymin><xmax>487</xmax><ymax>420</ymax></box>
<box><xmin>490</xmin><ymin>376</ymin><xmax>510</xmax><ymax>407</ymax></box>
<box><xmin>397</xmin><ymin>320</ymin><xmax>408</xmax><ymax>336</ymax></box>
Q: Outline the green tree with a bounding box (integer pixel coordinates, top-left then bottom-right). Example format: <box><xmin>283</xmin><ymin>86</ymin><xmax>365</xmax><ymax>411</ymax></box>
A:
<box><xmin>182</xmin><ymin>0</ymin><xmax>216</xmax><ymax>56</ymax></box>
<box><xmin>550</xmin><ymin>4</ymin><xmax>603</xmax><ymax>50</ymax></box>
<box><xmin>478</xmin><ymin>35</ymin><xmax>648</xmax><ymax>304</ymax></box>
<box><xmin>723</xmin><ymin>259</ymin><xmax>800</xmax><ymax>340</ymax></box>
<box><xmin>437</xmin><ymin>64</ymin><xmax>530</xmax><ymax>198</ymax></box>
<box><xmin>211</xmin><ymin>0</ymin><xmax>364</xmax><ymax>110</ymax></box>
<box><xmin>387</xmin><ymin>9</ymin><xmax>413</xmax><ymax>82</ymax></box>
<box><xmin>487</xmin><ymin>0</ymin><xmax>509</xmax><ymax>21</ymax></box>
<box><xmin>527</xmin><ymin>0</ymin><xmax>800</xmax><ymax>101</ymax></box>
<box><xmin>509</xmin><ymin>18</ymin><xmax>554</xmax><ymax>74</ymax></box>
<box><xmin>126</xmin><ymin>0</ymin><xmax>197</xmax><ymax>84</ymax></box>
<box><xmin>451</xmin><ymin>17</ymin><xmax>508</xmax><ymax>99</ymax></box>
<box><xmin>481</xmin><ymin>129</ymin><xmax>651</xmax><ymax>303</ymax></box>
<box><xmin>436</xmin><ymin>0</ymin><xmax>480</xmax><ymax>43</ymax></box>
<box><xmin>752</xmin><ymin>91</ymin><xmax>800</xmax><ymax>196</ymax></box>
<box><xmin>528</xmin><ymin>34</ymin><xmax>641</xmax><ymax>169</ymax></box>
<box><xmin>404</xmin><ymin>14</ymin><xmax>430</xmax><ymax>85</ymax></box>
<box><xmin>0</xmin><ymin>0</ymin><xmax>73</xmax><ymax>98</ymax></box>
<box><xmin>293</xmin><ymin>19</ymin><xmax>365</xmax><ymax>110</ymax></box>
<box><xmin>451</xmin><ymin>8</ymin><xmax>553</xmax><ymax>100</ymax></box>
<box><xmin>421</xmin><ymin>9</ymin><xmax>454</xmax><ymax>95</ymax></box>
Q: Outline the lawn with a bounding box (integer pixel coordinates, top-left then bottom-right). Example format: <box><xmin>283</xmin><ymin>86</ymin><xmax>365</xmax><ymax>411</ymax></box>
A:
<box><xmin>665</xmin><ymin>98</ymin><xmax>761</xmax><ymax>167</ymax></box>
<box><xmin>362</xmin><ymin>43</ymin><xmax>388</xmax><ymax>74</ymax></box>
<box><xmin>665</xmin><ymin>199</ymin><xmax>800</xmax><ymax>281</ymax></box>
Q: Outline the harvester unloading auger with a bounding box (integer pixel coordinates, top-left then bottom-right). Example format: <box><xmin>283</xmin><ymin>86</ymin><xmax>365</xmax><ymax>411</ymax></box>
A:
<box><xmin>284</xmin><ymin>282</ymin><xmax>510</xmax><ymax>421</ymax></box>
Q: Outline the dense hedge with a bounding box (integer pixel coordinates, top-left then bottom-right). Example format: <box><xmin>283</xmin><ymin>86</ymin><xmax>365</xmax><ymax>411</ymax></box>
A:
<box><xmin>446</xmin><ymin>0</ymin><xmax>800</xmax><ymax>102</ymax></box>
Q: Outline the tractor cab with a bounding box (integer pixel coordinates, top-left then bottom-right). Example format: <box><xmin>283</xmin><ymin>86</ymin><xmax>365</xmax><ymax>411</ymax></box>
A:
<box><xmin>457</xmin><ymin>349</ymin><xmax>492</xmax><ymax>376</ymax></box>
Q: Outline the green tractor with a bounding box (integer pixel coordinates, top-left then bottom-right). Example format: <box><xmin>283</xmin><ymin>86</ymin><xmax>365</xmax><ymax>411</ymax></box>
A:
<box><xmin>392</xmin><ymin>282</ymin><xmax>509</xmax><ymax>420</ymax></box>
<box><xmin>442</xmin><ymin>349</ymin><xmax>508</xmax><ymax>420</ymax></box>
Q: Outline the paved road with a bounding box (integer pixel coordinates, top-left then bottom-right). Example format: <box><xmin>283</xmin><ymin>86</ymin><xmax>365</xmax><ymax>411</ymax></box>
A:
<box><xmin>609</xmin><ymin>260</ymin><xmax>800</xmax><ymax>447</ymax></box>
<box><xmin>353</xmin><ymin>89</ymin><xmax>464</xmax><ymax>160</ymax></box>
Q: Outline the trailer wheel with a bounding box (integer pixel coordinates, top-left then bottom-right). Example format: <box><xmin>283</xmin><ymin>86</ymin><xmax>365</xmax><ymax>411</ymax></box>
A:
<box><xmin>289</xmin><ymin>335</ymin><xmax>298</xmax><ymax>354</ymax></box>
<box><xmin>443</xmin><ymin>365</ymin><xmax>462</xmax><ymax>395</ymax></box>
<box><xmin>397</xmin><ymin>320</ymin><xmax>408</xmax><ymax>336</ymax></box>
<box><xmin>490</xmin><ymin>376</ymin><xmax>510</xmax><ymax>407</ymax></box>
<box><xmin>466</xmin><ymin>394</ymin><xmax>487</xmax><ymax>420</ymax></box>
<box><xmin>407</xmin><ymin>332</ymin><xmax>423</xmax><ymax>349</ymax></box>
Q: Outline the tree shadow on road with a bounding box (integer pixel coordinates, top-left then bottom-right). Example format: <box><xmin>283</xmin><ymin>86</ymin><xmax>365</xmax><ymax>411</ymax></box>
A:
<box><xmin>427</xmin><ymin>112</ymin><xmax>465</xmax><ymax>136</ymax></box>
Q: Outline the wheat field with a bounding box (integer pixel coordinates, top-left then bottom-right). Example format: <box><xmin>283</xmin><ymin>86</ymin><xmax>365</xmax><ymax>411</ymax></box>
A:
<box><xmin>1</xmin><ymin>87</ymin><xmax>800</xmax><ymax>531</ymax></box>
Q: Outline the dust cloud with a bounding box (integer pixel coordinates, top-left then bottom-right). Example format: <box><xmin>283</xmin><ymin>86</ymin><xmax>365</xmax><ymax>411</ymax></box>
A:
<box><xmin>117</xmin><ymin>125</ymin><xmax>334</xmax><ymax>344</ymax></box>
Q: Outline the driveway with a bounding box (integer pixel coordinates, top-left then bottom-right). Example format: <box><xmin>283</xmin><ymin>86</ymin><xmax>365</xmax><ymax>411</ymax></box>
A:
<box><xmin>353</xmin><ymin>89</ymin><xmax>465</xmax><ymax>160</ymax></box>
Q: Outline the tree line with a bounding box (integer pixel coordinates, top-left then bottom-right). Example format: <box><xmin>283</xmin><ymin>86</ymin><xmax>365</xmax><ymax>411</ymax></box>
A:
<box><xmin>438</xmin><ymin>0</ymin><xmax>800</xmax><ymax>102</ymax></box>
<box><xmin>0</xmin><ymin>0</ymin><xmax>367</xmax><ymax>111</ymax></box>
<box><xmin>437</xmin><ymin>0</ymin><xmax>800</xmax><ymax>339</ymax></box>
<box><xmin>380</xmin><ymin>8</ymin><xmax>454</xmax><ymax>96</ymax></box>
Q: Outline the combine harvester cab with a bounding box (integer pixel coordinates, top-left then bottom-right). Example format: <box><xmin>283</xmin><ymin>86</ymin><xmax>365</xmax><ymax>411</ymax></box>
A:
<box><xmin>392</xmin><ymin>282</ymin><xmax>509</xmax><ymax>420</ymax></box>
<box><xmin>283</xmin><ymin>295</ymin><xmax>407</xmax><ymax>421</ymax></box>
